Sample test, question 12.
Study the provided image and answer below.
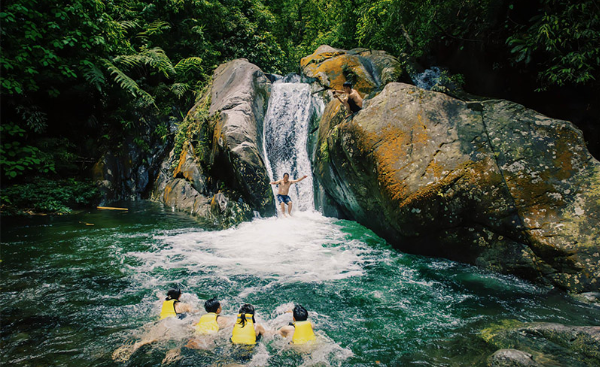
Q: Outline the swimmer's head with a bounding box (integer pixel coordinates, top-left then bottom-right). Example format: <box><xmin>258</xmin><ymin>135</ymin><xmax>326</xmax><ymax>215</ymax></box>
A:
<box><xmin>283</xmin><ymin>173</ymin><xmax>289</xmax><ymax>180</ymax></box>
<box><xmin>166</xmin><ymin>288</ymin><xmax>181</xmax><ymax>301</ymax></box>
<box><xmin>205</xmin><ymin>297</ymin><xmax>221</xmax><ymax>313</ymax></box>
<box><xmin>293</xmin><ymin>304</ymin><xmax>309</xmax><ymax>321</ymax></box>
<box><xmin>238</xmin><ymin>303</ymin><xmax>256</xmax><ymax>327</ymax></box>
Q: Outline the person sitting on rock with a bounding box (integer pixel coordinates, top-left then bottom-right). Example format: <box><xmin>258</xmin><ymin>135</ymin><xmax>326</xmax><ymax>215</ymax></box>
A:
<box><xmin>277</xmin><ymin>304</ymin><xmax>316</xmax><ymax>344</ymax></box>
<box><xmin>333</xmin><ymin>81</ymin><xmax>363</xmax><ymax>118</ymax></box>
<box><xmin>270</xmin><ymin>173</ymin><xmax>308</xmax><ymax>217</ymax></box>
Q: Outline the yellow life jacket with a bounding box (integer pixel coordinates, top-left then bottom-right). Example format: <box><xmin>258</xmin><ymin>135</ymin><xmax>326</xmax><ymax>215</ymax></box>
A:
<box><xmin>292</xmin><ymin>320</ymin><xmax>316</xmax><ymax>344</ymax></box>
<box><xmin>195</xmin><ymin>313</ymin><xmax>219</xmax><ymax>334</ymax></box>
<box><xmin>160</xmin><ymin>299</ymin><xmax>179</xmax><ymax>320</ymax></box>
<box><xmin>231</xmin><ymin>314</ymin><xmax>256</xmax><ymax>345</ymax></box>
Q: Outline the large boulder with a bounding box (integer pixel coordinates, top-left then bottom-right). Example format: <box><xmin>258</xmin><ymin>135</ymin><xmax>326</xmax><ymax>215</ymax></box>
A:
<box><xmin>314</xmin><ymin>82</ymin><xmax>600</xmax><ymax>292</ymax></box>
<box><xmin>301</xmin><ymin>45</ymin><xmax>405</xmax><ymax>96</ymax></box>
<box><xmin>151</xmin><ymin>59</ymin><xmax>275</xmax><ymax>227</ymax></box>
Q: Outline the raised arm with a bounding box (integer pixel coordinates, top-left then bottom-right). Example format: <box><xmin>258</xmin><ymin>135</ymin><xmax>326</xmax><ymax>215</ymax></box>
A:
<box><xmin>291</xmin><ymin>175</ymin><xmax>308</xmax><ymax>183</ymax></box>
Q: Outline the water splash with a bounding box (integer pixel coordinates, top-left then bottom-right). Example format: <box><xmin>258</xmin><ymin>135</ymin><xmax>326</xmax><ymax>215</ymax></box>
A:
<box><xmin>411</xmin><ymin>66</ymin><xmax>443</xmax><ymax>90</ymax></box>
<box><xmin>263</xmin><ymin>79</ymin><xmax>317</xmax><ymax>212</ymax></box>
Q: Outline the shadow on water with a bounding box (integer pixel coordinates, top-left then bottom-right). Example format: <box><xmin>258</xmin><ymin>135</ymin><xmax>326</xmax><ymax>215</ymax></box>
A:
<box><xmin>1</xmin><ymin>203</ymin><xmax>599</xmax><ymax>366</ymax></box>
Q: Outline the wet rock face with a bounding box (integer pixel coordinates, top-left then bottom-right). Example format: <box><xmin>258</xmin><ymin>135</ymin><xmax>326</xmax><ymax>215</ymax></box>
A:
<box><xmin>483</xmin><ymin>322</ymin><xmax>600</xmax><ymax>366</ymax></box>
<box><xmin>93</xmin><ymin>124</ymin><xmax>172</xmax><ymax>203</ymax></box>
<box><xmin>151</xmin><ymin>59</ymin><xmax>274</xmax><ymax>227</ymax></box>
<box><xmin>314</xmin><ymin>82</ymin><xmax>600</xmax><ymax>292</ymax></box>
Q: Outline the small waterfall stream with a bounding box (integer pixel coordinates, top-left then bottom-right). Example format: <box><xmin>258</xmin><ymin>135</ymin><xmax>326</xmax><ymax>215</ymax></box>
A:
<box><xmin>262</xmin><ymin>77</ymin><xmax>321</xmax><ymax>212</ymax></box>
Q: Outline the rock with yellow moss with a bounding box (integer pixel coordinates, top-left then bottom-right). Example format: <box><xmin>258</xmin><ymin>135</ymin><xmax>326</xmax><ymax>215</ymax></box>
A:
<box><xmin>314</xmin><ymin>82</ymin><xmax>600</xmax><ymax>292</ymax></box>
<box><xmin>301</xmin><ymin>45</ymin><xmax>405</xmax><ymax>96</ymax></box>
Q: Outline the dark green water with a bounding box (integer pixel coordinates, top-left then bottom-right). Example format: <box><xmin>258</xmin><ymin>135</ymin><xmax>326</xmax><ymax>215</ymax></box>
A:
<box><xmin>1</xmin><ymin>202</ymin><xmax>599</xmax><ymax>366</ymax></box>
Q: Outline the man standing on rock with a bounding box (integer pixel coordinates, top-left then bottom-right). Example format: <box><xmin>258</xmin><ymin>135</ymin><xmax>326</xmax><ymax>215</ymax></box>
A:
<box><xmin>270</xmin><ymin>173</ymin><xmax>308</xmax><ymax>217</ymax></box>
<box><xmin>333</xmin><ymin>81</ymin><xmax>363</xmax><ymax>118</ymax></box>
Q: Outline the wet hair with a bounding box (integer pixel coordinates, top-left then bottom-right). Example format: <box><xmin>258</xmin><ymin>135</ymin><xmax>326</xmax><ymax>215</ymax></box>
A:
<box><xmin>166</xmin><ymin>288</ymin><xmax>181</xmax><ymax>301</ymax></box>
<box><xmin>205</xmin><ymin>297</ymin><xmax>220</xmax><ymax>313</ymax></box>
<box><xmin>237</xmin><ymin>303</ymin><xmax>256</xmax><ymax>328</ymax></box>
<box><xmin>283</xmin><ymin>173</ymin><xmax>289</xmax><ymax>178</ymax></box>
<box><xmin>343</xmin><ymin>81</ymin><xmax>352</xmax><ymax>88</ymax></box>
<box><xmin>293</xmin><ymin>304</ymin><xmax>309</xmax><ymax>321</ymax></box>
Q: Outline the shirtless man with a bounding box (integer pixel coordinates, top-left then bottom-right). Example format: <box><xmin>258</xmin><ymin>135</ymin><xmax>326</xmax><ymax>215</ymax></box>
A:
<box><xmin>270</xmin><ymin>173</ymin><xmax>307</xmax><ymax>217</ymax></box>
<box><xmin>333</xmin><ymin>81</ymin><xmax>363</xmax><ymax>118</ymax></box>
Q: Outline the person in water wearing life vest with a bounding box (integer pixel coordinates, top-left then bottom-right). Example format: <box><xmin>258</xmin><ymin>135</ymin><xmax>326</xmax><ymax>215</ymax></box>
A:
<box><xmin>113</xmin><ymin>288</ymin><xmax>197</xmax><ymax>362</ymax></box>
<box><xmin>186</xmin><ymin>297</ymin><xmax>232</xmax><ymax>349</ymax></box>
<box><xmin>333</xmin><ymin>81</ymin><xmax>363</xmax><ymax>118</ymax></box>
<box><xmin>231</xmin><ymin>303</ymin><xmax>266</xmax><ymax>345</ymax></box>
<box><xmin>269</xmin><ymin>173</ymin><xmax>308</xmax><ymax>217</ymax></box>
<box><xmin>159</xmin><ymin>288</ymin><xmax>195</xmax><ymax>320</ymax></box>
<box><xmin>277</xmin><ymin>304</ymin><xmax>317</xmax><ymax>344</ymax></box>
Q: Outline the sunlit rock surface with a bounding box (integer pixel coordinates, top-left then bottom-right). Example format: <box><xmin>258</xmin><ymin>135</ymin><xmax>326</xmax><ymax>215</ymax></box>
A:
<box><xmin>301</xmin><ymin>45</ymin><xmax>405</xmax><ymax>95</ymax></box>
<box><xmin>314</xmin><ymin>82</ymin><xmax>600</xmax><ymax>292</ymax></box>
<box><xmin>151</xmin><ymin>59</ymin><xmax>274</xmax><ymax>227</ymax></box>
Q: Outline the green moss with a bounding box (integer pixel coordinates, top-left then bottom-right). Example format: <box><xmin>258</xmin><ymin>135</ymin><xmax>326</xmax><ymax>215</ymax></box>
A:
<box><xmin>480</xmin><ymin>319</ymin><xmax>523</xmax><ymax>344</ymax></box>
<box><xmin>319</xmin><ymin>139</ymin><xmax>330</xmax><ymax>162</ymax></box>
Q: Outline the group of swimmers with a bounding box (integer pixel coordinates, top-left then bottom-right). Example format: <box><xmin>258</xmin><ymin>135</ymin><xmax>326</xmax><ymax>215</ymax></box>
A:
<box><xmin>161</xmin><ymin>288</ymin><xmax>316</xmax><ymax>347</ymax></box>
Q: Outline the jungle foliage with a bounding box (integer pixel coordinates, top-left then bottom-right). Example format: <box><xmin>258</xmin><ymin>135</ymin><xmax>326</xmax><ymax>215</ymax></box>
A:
<box><xmin>1</xmin><ymin>0</ymin><xmax>599</xmax><ymax>209</ymax></box>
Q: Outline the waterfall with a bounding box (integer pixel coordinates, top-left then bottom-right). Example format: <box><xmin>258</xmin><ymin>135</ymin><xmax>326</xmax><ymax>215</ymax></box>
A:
<box><xmin>262</xmin><ymin>79</ymin><xmax>318</xmax><ymax>212</ymax></box>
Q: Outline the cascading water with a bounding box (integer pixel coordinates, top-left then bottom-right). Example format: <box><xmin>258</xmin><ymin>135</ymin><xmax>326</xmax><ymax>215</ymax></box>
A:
<box><xmin>263</xmin><ymin>77</ymin><xmax>320</xmax><ymax>212</ymax></box>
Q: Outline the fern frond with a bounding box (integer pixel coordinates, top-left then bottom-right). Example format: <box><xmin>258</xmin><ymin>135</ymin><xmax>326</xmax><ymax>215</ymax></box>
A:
<box><xmin>102</xmin><ymin>59</ymin><xmax>155</xmax><ymax>107</ymax></box>
<box><xmin>82</xmin><ymin>62</ymin><xmax>106</xmax><ymax>92</ymax></box>
<box><xmin>118</xmin><ymin>20</ymin><xmax>139</xmax><ymax>31</ymax></box>
<box><xmin>170</xmin><ymin>83</ymin><xmax>191</xmax><ymax>99</ymax></box>
<box><xmin>139</xmin><ymin>21</ymin><xmax>171</xmax><ymax>36</ymax></box>
<box><xmin>141</xmin><ymin>47</ymin><xmax>176</xmax><ymax>77</ymax></box>
<box><xmin>113</xmin><ymin>48</ymin><xmax>175</xmax><ymax>78</ymax></box>
<box><xmin>174</xmin><ymin>57</ymin><xmax>203</xmax><ymax>78</ymax></box>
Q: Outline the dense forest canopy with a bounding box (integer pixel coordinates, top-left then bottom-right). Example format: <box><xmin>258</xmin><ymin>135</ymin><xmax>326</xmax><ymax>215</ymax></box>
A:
<box><xmin>1</xmin><ymin>0</ymin><xmax>599</xmax><ymax>212</ymax></box>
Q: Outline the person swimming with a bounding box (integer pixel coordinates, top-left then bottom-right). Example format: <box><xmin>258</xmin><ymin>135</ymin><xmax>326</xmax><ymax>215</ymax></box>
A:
<box><xmin>113</xmin><ymin>287</ymin><xmax>197</xmax><ymax>362</ymax></box>
<box><xmin>186</xmin><ymin>297</ymin><xmax>232</xmax><ymax>350</ymax></box>
<box><xmin>277</xmin><ymin>304</ymin><xmax>316</xmax><ymax>344</ymax></box>
<box><xmin>160</xmin><ymin>288</ymin><xmax>194</xmax><ymax>319</ymax></box>
<box><xmin>231</xmin><ymin>304</ymin><xmax>265</xmax><ymax>345</ymax></box>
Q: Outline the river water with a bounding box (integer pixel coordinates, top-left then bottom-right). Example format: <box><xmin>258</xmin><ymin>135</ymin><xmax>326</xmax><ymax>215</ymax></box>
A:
<box><xmin>2</xmin><ymin>205</ymin><xmax>599</xmax><ymax>366</ymax></box>
<box><xmin>2</xmin><ymin>80</ymin><xmax>599</xmax><ymax>366</ymax></box>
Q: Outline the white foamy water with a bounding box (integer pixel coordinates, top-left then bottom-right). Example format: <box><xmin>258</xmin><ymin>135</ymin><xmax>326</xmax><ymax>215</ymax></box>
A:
<box><xmin>411</xmin><ymin>66</ymin><xmax>443</xmax><ymax>90</ymax></box>
<box><xmin>130</xmin><ymin>212</ymin><xmax>368</xmax><ymax>288</ymax></box>
<box><xmin>263</xmin><ymin>80</ymin><xmax>317</xmax><ymax>212</ymax></box>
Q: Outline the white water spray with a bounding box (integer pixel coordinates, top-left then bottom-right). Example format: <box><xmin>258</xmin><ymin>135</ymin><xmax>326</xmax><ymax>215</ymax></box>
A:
<box><xmin>262</xmin><ymin>79</ymin><xmax>317</xmax><ymax>212</ymax></box>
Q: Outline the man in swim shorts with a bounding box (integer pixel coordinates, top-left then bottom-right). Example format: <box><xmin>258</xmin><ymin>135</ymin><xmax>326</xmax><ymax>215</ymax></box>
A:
<box><xmin>333</xmin><ymin>81</ymin><xmax>363</xmax><ymax>118</ymax></box>
<box><xmin>269</xmin><ymin>173</ymin><xmax>307</xmax><ymax>217</ymax></box>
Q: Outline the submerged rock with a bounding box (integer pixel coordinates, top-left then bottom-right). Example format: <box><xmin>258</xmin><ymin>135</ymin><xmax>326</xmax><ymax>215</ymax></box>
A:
<box><xmin>482</xmin><ymin>321</ymin><xmax>600</xmax><ymax>366</ymax></box>
<box><xmin>314</xmin><ymin>81</ymin><xmax>600</xmax><ymax>292</ymax></box>
<box><xmin>151</xmin><ymin>59</ymin><xmax>274</xmax><ymax>227</ymax></box>
<box><xmin>487</xmin><ymin>349</ymin><xmax>541</xmax><ymax>367</ymax></box>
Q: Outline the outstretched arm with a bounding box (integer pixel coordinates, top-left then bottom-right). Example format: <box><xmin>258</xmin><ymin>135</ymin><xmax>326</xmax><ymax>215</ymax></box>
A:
<box><xmin>291</xmin><ymin>175</ymin><xmax>308</xmax><ymax>183</ymax></box>
<box><xmin>270</xmin><ymin>179</ymin><xmax>282</xmax><ymax>185</ymax></box>
<box><xmin>278</xmin><ymin>324</ymin><xmax>295</xmax><ymax>338</ymax></box>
